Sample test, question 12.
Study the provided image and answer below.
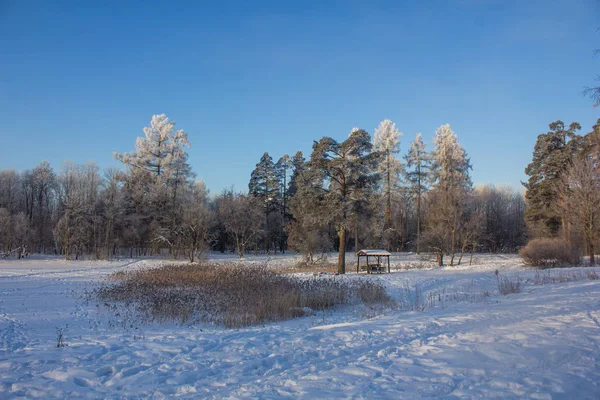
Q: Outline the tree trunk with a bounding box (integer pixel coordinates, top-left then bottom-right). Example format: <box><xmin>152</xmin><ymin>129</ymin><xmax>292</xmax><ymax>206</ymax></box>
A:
<box><xmin>354</xmin><ymin>221</ymin><xmax>359</xmax><ymax>252</ymax></box>
<box><xmin>338</xmin><ymin>226</ymin><xmax>346</xmax><ymax>274</ymax></box>
<box><xmin>416</xmin><ymin>187</ymin><xmax>421</xmax><ymax>254</ymax></box>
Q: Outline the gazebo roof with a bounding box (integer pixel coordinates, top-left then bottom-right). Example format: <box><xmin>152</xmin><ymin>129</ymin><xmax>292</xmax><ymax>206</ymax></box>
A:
<box><xmin>357</xmin><ymin>249</ymin><xmax>391</xmax><ymax>256</ymax></box>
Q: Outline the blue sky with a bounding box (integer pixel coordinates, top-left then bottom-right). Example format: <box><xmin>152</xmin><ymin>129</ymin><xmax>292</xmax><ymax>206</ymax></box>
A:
<box><xmin>1</xmin><ymin>0</ymin><xmax>599</xmax><ymax>194</ymax></box>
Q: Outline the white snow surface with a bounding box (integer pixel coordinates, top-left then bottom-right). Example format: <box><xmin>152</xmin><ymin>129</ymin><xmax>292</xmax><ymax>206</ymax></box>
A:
<box><xmin>1</xmin><ymin>253</ymin><xmax>599</xmax><ymax>399</ymax></box>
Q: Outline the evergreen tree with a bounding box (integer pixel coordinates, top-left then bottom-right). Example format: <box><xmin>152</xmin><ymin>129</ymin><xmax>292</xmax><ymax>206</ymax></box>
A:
<box><xmin>404</xmin><ymin>133</ymin><xmax>431</xmax><ymax>254</ymax></box>
<box><xmin>309</xmin><ymin>128</ymin><xmax>380</xmax><ymax>274</ymax></box>
<box><xmin>275</xmin><ymin>154</ymin><xmax>291</xmax><ymax>252</ymax></box>
<box><xmin>248</xmin><ymin>152</ymin><xmax>279</xmax><ymax>251</ymax></box>
<box><xmin>287</xmin><ymin>151</ymin><xmax>305</xmax><ymax>198</ymax></box>
<box><xmin>523</xmin><ymin>120</ymin><xmax>582</xmax><ymax>238</ymax></box>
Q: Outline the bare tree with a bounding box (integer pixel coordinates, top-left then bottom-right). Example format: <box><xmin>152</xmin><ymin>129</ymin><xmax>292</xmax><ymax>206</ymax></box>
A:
<box><xmin>180</xmin><ymin>181</ymin><xmax>215</xmax><ymax>262</ymax></box>
<box><xmin>555</xmin><ymin>157</ymin><xmax>600</xmax><ymax>265</ymax></box>
<box><xmin>217</xmin><ymin>192</ymin><xmax>262</xmax><ymax>258</ymax></box>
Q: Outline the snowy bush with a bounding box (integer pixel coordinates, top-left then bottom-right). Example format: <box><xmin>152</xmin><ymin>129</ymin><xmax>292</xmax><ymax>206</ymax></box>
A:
<box><xmin>93</xmin><ymin>263</ymin><xmax>394</xmax><ymax>328</ymax></box>
<box><xmin>519</xmin><ymin>238</ymin><xmax>581</xmax><ymax>268</ymax></box>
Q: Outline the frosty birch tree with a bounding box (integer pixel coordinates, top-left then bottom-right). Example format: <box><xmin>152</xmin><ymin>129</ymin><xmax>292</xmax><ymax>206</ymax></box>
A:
<box><xmin>310</xmin><ymin>128</ymin><xmax>380</xmax><ymax>274</ymax></box>
<box><xmin>404</xmin><ymin>133</ymin><xmax>431</xmax><ymax>254</ymax></box>
<box><xmin>373</xmin><ymin>119</ymin><xmax>402</xmax><ymax>250</ymax></box>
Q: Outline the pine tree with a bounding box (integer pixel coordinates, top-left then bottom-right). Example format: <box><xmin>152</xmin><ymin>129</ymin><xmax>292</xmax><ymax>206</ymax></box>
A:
<box><xmin>523</xmin><ymin>121</ymin><xmax>582</xmax><ymax>238</ymax></box>
<box><xmin>404</xmin><ymin>133</ymin><xmax>431</xmax><ymax>254</ymax></box>
<box><xmin>373</xmin><ymin>120</ymin><xmax>402</xmax><ymax>250</ymax></box>
<box><xmin>287</xmin><ymin>151</ymin><xmax>305</xmax><ymax>198</ymax></box>
<box><xmin>275</xmin><ymin>154</ymin><xmax>291</xmax><ymax>252</ymax></box>
<box><xmin>248</xmin><ymin>152</ymin><xmax>279</xmax><ymax>251</ymax></box>
<box><xmin>310</xmin><ymin>128</ymin><xmax>380</xmax><ymax>273</ymax></box>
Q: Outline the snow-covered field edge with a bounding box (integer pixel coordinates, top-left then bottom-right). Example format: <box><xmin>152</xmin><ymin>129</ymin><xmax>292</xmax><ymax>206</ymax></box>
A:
<box><xmin>1</xmin><ymin>253</ymin><xmax>599</xmax><ymax>399</ymax></box>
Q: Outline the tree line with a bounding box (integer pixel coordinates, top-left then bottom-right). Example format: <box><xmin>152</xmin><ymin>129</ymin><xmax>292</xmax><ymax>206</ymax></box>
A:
<box><xmin>0</xmin><ymin>114</ymin><xmax>528</xmax><ymax>272</ymax></box>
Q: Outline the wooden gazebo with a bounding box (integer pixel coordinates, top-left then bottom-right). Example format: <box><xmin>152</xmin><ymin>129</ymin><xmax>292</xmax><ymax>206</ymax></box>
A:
<box><xmin>356</xmin><ymin>249</ymin><xmax>391</xmax><ymax>273</ymax></box>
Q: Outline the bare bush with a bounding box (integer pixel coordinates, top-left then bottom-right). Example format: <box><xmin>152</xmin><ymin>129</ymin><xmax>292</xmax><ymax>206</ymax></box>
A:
<box><xmin>496</xmin><ymin>274</ymin><xmax>521</xmax><ymax>295</ymax></box>
<box><xmin>519</xmin><ymin>238</ymin><xmax>581</xmax><ymax>268</ymax></box>
<box><xmin>93</xmin><ymin>263</ymin><xmax>394</xmax><ymax>328</ymax></box>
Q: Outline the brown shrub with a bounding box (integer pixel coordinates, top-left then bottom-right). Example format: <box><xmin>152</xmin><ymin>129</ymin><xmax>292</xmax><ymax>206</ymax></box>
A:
<box><xmin>94</xmin><ymin>263</ymin><xmax>394</xmax><ymax>328</ymax></box>
<box><xmin>519</xmin><ymin>238</ymin><xmax>581</xmax><ymax>268</ymax></box>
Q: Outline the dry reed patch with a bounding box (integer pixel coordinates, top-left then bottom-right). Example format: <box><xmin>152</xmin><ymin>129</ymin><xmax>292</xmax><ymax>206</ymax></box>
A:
<box><xmin>272</xmin><ymin>261</ymin><xmax>340</xmax><ymax>274</ymax></box>
<box><xmin>93</xmin><ymin>262</ymin><xmax>394</xmax><ymax>328</ymax></box>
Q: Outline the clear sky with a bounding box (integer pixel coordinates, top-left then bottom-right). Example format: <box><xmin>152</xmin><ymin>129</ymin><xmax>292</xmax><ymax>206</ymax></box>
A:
<box><xmin>1</xmin><ymin>0</ymin><xmax>599</xmax><ymax>194</ymax></box>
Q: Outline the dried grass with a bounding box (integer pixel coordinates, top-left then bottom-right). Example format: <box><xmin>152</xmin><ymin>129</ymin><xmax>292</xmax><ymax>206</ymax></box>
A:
<box><xmin>531</xmin><ymin>269</ymin><xmax>599</xmax><ymax>285</ymax></box>
<box><xmin>93</xmin><ymin>262</ymin><xmax>394</xmax><ymax>328</ymax></box>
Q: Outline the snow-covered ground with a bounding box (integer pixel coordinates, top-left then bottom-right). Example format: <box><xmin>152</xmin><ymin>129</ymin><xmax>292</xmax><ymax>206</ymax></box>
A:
<box><xmin>1</xmin><ymin>253</ymin><xmax>599</xmax><ymax>399</ymax></box>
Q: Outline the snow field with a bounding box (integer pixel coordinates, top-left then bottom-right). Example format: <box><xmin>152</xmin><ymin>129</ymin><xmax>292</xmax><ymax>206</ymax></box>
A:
<box><xmin>0</xmin><ymin>254</ymin><xmax>599</xmax><ymax>399</ymax></box>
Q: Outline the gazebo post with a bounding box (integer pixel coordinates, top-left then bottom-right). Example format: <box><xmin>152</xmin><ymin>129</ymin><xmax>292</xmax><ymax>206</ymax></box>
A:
<box><xmin>356</xmin><ymin>254</ymin><xmax>359</xmax><ymax>273</ymax></box>
<box><xmin>388</xmin><ymin>255</ymin><xmax>390</xmax><ymax>273</ymax></box>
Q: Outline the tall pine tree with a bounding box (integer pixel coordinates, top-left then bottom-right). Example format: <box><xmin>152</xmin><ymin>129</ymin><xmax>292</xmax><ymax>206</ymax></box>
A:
<box><xmin>523</xmin><ymin>121</ymin><xmax>582</xmax><ymax>238</ymax></box>
<box><xmin>310</xmin><ymin>129</ymin><xmax>380</xmax><ymax>274</ymax></box>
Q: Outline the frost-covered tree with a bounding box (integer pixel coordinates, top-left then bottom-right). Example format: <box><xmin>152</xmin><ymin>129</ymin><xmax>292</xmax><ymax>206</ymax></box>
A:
<box><xmin>373</xmin><ymin>119</ymin><xmax>402</xmax><ymax>249</ymax></box>
<box><xmin>404</xmin><ymin>133</ymin><xmax>431</xmax><ymax>253</ymax></box>
<box><xmin>115</xmin><ymin>114</ymin><xmax>191</xmax><ymax>183</ymax></box>
<box><xmin>423</xmin><ymin>124</ymin><xmax>472</xmax><ymax>265</ymax></box>
<box><xmin>115</xmin><ymin>114</ymin><xmax>194</xmax><ymax>253</ymax></box>
<box><xmin>310</xmin><ymin>128</ymin><xmax>380</xmax><ymax>273</ymax></box>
